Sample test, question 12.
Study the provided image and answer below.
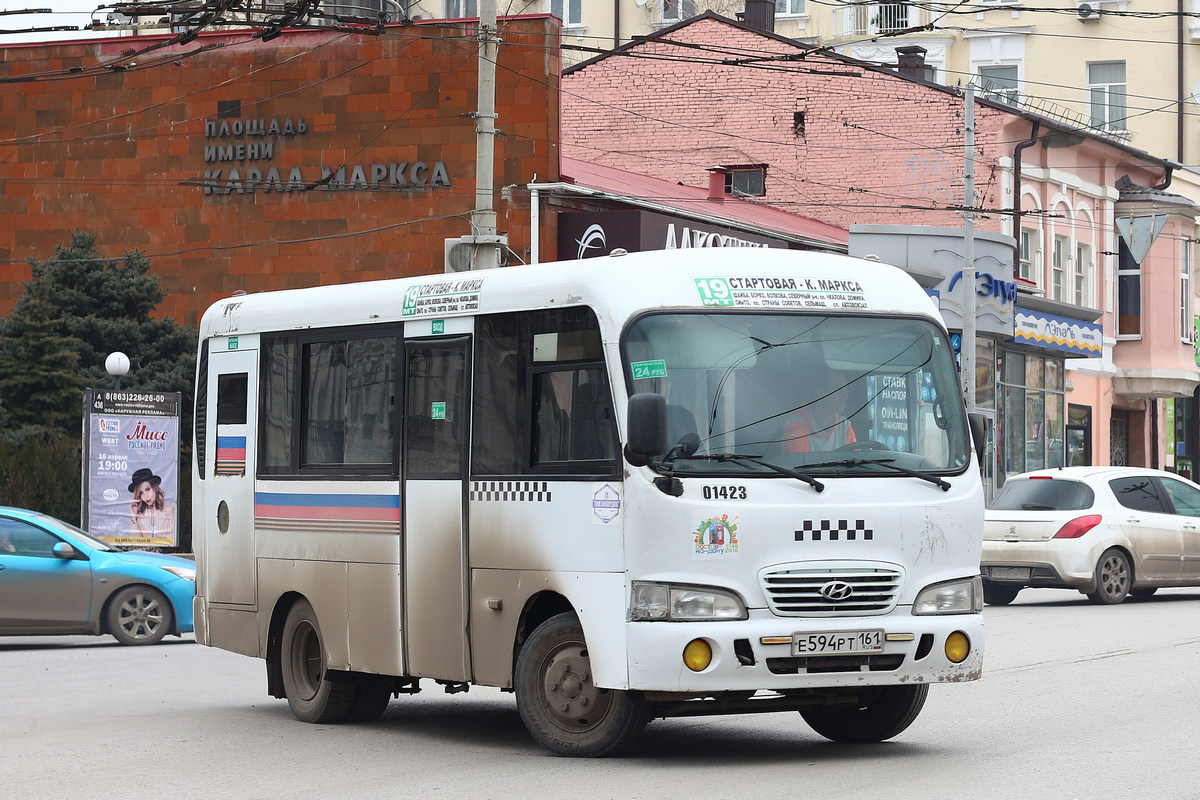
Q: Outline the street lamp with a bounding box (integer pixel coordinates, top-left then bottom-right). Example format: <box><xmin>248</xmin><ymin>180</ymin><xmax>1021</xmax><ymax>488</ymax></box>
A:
<box><xmin>105</xmin><ymin>351</ymin><xmax>130</xmax><ymax>390</ymax></box>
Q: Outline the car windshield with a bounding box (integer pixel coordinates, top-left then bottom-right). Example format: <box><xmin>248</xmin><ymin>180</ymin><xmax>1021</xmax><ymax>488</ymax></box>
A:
<box><xmin>989</xmin><ymin>478</ymin><xmax>1095</xmax><ymax>511</ymax></box>
<box><xmin>623</xmin><ymin>312</ymin><xmax>970</xmax><ymax>476</ymax></box>
<box><xmin>33</xmin><ymin>513</ymin><xmax>118</xmax><ymax>550</ymax></box>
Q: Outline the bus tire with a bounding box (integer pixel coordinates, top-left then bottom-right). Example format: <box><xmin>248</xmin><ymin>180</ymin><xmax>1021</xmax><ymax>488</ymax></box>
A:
<box><xmin>800</xmin><ymin>683</ymin><xmax>929</xmax><ymax>743</ymax></box>
<box><xmin>515</xmin><ymin>612</ymin><xmax>649</xmax><ymax>757</ymax></box>
<box><xmin>347</xmin><ymin>677</ymin><xmax>393</xmax><ymax>723</ymax></box>
<box><xmin>280</xmin><ymin>599</ymin><xmax>357</xmax><ymax>724</ymax></box>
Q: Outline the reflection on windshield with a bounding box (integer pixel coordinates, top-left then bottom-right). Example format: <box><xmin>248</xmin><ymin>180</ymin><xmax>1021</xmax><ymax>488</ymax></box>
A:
<box><xmin>624</xmin><ymin>313</ymin><xmax>969</xmax><ymax>476</ymax></box>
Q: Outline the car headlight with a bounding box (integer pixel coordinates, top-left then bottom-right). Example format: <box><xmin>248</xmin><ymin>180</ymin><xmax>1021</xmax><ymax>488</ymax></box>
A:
<box><xmin>630</xmin><ymin>581</ymin><xmax>747</xmax><ymax>621</ymax></box>
<box><xmin>912</xmin><ymin>576</ymin><xmax>982</xmax><ymax>615</ymax></box>
<box><xmin>160</xmin><ymin>565</ymin><xmax>196</xmax><ymax>583</ymax></box>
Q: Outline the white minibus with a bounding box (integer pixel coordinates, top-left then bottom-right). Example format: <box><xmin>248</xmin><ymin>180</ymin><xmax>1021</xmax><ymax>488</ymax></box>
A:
<box><xmin>192</xmin><ymin>248</ymin><xmax>985</xmax><ymax>756</ymax></box>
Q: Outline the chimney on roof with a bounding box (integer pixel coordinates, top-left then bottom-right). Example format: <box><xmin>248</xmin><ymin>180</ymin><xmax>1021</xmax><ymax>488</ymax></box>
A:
<box><xmin>895</xmin><ymin>45</ymin><xmax>927</xmax><ymax>81</ymax></box>
<box><xmin>707</xmin><ymin>167</ymin><xmax>728</xmax><ymax>201</ymax></box>
<box><xmin>741</xmin><ymin>0</ymin><xmax>776</xmax><ymax>33</ymax></box>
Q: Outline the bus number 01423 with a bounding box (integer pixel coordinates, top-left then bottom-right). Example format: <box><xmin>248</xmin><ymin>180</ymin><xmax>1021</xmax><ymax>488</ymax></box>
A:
<box><xmin>702</xmin><ymin>485</ymin><xmax>747</xmax><ymax>500</ymax></box>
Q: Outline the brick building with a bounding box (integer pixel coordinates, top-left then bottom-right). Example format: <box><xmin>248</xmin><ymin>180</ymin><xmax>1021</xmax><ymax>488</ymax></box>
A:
<box><xmin>0</xmin><ymin>17</ymin><xmax>561</xmax><ymax>327</ymax></box>
<box><xmin>561</xmin><ymin>12</ymin><xmax>1200</xmax><ymax>486</ymax></box>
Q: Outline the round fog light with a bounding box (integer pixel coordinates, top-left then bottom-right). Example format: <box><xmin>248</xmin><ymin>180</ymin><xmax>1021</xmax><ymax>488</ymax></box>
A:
<box><xmin>945</xmin><ymin>631</ymin><xmax>970</xmax><ymax>664</ymax></box>
<box><xmin>682</xmin><ymin>638</ymin><xmax>713</xmax><ymax>672</ymax></box>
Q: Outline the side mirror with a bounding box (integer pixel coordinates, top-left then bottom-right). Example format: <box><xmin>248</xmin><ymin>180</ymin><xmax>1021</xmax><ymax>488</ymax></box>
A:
<box><xmin>625</xmin><ymin>392</ymin><xmax>668</xmax><ymax>467</ymax></box>
<box><xmin>968</xmin><ymin>412</ymin><xmax>987</xmax><ymax>462</ymax></box>
<box><xmin>52</xmin><ymin>541</ymin><xmax>81</xmax><ymax>560</ymax></box>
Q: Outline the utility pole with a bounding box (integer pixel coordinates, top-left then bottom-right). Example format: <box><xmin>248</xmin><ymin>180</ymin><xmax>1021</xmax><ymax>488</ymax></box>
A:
<box><xmin>469</xmin><ymin>0</ymin><xmax>505</xmax><ymax>270</ymax></box>
<box><xmin>962</xmin><ymin>85</ymin><xmax>977</xmax><ymax>413</ymax></box>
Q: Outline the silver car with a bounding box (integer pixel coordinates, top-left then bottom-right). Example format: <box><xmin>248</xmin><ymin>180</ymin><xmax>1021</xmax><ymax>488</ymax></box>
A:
<box><xmin>981</xmin><ymin>466</ymin><xmax>1200</xmax><ymax>605</ymax></box>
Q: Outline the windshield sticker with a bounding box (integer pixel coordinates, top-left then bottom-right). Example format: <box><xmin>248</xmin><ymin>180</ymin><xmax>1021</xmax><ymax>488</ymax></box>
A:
<box><xmin>695</xmin><ymin>276</ymin><xmax>868</xmax><ymax>310</ymax></box>
<box><xmin>401</xmin><ymin>277</ymin><xmax>484</xmax><ymax>317</ymax></box>
<box><xmin>694</xmin><ymin>514</ymin><xmax>740</xmax><ymax>559</ymax></box>
<box><xmin>431</xmin><ymin>401</ymin><xmax>446</xmax><ymax>420</ymax></box>
<box><xmin>592</xmin><ymin>483</ymin><xmax>622</xmax><ymax>525</ymax></box>
<box><xmin>631</xmin><ymin>359</ymin><xmax>668</xmax><ymax>380</ymax></box>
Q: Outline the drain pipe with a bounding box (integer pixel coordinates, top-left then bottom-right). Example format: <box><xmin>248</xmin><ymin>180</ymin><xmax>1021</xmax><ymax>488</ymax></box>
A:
<box><xmin>1010</xmin><ymin>121</ymin><xmax>1041</xmax><ymax>278</ymax></box>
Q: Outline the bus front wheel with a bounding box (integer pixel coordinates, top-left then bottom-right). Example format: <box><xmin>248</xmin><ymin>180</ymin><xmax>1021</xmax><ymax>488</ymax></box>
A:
<box><xmin>280</xmin><ymin>599</ymin><xmax>357</xmax><ymax>723</ymax></box>
<box><xmin>515</xmin><ymin>612</ymin><xmax>649</xmax><ymax>757</ymax></box>
<box><xmin>800</xmin><ymin>683</ymin><xmax>929</xmax><ymax>743</ymax></box>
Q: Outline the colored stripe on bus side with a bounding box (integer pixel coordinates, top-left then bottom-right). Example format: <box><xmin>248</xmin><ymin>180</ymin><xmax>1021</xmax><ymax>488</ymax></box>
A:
<box><xmin>253</xmin><ymin>492</ymin><xmax>400</xmax><ymax>534</ymax></box>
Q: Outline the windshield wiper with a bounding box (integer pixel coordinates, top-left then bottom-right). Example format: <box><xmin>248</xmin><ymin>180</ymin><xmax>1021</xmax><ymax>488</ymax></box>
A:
<box><xmin>1020</xmin><ymin>502</ymin><xmax>1056</xmax><ymax>510</ymax></box>
<box><xmin>800</xmin><ymin>457</ymin><xmax>950</xmax><ymax>491</ymax></box>
<box><xmin>674</xmin><ymin>452</ymin><xmax>824</xmax><ymax>492</ymax></box>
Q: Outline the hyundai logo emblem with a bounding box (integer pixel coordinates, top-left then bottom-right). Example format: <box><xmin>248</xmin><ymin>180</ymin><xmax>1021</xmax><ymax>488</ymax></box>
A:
<box><xmin>819</xmin><ymin>581</ymin><xmax>854</xmax><ymax>601</ymax></box>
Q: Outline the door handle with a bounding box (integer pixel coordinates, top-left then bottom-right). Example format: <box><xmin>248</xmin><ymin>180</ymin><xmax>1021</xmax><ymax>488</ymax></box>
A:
<box><xmin>1126</xmin><ymin>517</ymin><xmax>1141</xmax><ymax>523</ymax></box>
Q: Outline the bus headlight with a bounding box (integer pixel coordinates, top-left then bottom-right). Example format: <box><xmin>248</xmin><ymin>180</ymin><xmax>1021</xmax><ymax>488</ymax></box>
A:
<box><xmin>912</xmin><ymin>576</ymin><xmax>983</xmax><ymax>615</ymax></box>
<box><xmin>630</xmin><ymin>582</ymin><xmax>748</xmax><ymax>621</ymax></box>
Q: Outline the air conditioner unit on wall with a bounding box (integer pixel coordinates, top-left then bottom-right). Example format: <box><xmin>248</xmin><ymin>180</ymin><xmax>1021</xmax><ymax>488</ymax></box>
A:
<box><xmin>1076</xmin><ymin>2</ymin><xmax>1101</xmax><ymax>21</ymax></box>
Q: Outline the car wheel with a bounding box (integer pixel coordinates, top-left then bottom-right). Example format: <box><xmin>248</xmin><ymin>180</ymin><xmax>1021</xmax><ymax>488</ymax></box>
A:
<box><xmin>983</xmin><ymin>584</ymin><xmax>1021</xmax><ymax>606</ymax></box>
<box><xmin>800</xmin><ymin>684</ymin><xmax>929</xmax><ymax>743</ymax></box>
<box><xmin>280</xmin><ymin>599</ymin><xmax>357</xmax><ymax>723</ymax></box>
<box><xmin>1087</xmin><ymin>548</ymin><xmax>1131</xmax><ymax>605</ymax></box>
<box><xmin>515</xmin><ymin>612</ymin><xmax>649</xmax><ymax>757</ymax></box>
<box><xmin>107</xmin><ymin>585</ymin><xmax>173</xmax><ymax>645</ymax></box>
<box><xmin>1129</xmin><ymin>587</ymin><xmax>1158</xmax><ymax>598</ymax></box>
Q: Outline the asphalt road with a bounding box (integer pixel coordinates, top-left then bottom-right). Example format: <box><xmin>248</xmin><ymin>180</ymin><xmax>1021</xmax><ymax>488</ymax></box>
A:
<box><xmin>3</xmin><ymin>587</ymin><xmax>1198</xmax><ymax>800</ymax></box>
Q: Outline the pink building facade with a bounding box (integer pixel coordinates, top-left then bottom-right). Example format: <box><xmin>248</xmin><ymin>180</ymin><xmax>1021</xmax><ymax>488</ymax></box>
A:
<box><xmin>560</xmin><ymin>13</ymin><xmax>1199</xmax><ymax>495</ymax></box>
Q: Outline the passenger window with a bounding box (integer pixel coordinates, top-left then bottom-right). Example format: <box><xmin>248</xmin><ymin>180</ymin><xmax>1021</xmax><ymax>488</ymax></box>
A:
<box><xmin>1109</xmin><ymin>477</ymin><xmax>1168</xmax><ymax>513</ymax></box>
<box><xmin>1160</xmin><ymin>477</ymin><xmax>1200</xmax><ymax>517</ymax></box>
<box><xmin>302</xmin><ymin>336</ymin><xmax>396</xmax><ymax>467</ymax></box>
<box><xmin>261</xmin><ymin>339</ymin><xmax>296</xmax><ymax>471</ymax></box>
<box><xmin>216</xmin><ymin>374</ymin><xmax>248</xmax><ymax>424</ymax></box>
<box><xmin>472</xmin><ymin>307</ymin><xmax>618</xmax><ymax>477</ymax></box>
<box><xmin>532</xmin><ymin>367</ymin><xmax>616</xmax><ymax>464</ymax></box>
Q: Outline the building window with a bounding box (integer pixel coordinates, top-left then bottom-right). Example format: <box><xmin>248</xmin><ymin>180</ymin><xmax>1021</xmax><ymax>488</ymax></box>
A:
<box><xmin>1074</xmin><ymin>242</ymin><xmax>1092</xmax><ymax>307</ymax></box>
<box><xmin>1051</xmin><ymin>235</ymin><xmax>1068</xmax><ymax>300</ymax></box>
<box><xmin>776</xmin><ymin>0</ymin><xmax>805</xmax><ymax>15</ymax></box>
<box><xmin>661</xmin><ymin>0</ymin><xmax>696</xmax><ymax>22</ymax></box>
<box><xmin>724</xmin><ymin>165</ymin><xmax>766</xmax><ymax>197</ymax></box>
<box><xmin>1088</xmin><ymin>61</ymin><xmax>1127</xmax><ymax>132</ymax></box>
<box><xmin>1019</xmin><ymin>228</ymin><xmax>1040</xmax><ymax>285</ymax></box>
<box><xmin>550</xmin><ymin>0</ymin><xmax>582</xmax><ymax>26</ymax></box>
<box><xmin>1117</xmin><ymin>239</ymin><xmax>1141</xmax><ymax>336</ymax></box>
<box><xmin>978</xmin><ymin>65</ymin><xmax>1019</xmax><ymax>105</ymax></box>
<box><xmin>446</xmin><ymin>0</ymin><xmax>476</xmax><ymax>17</ymax></box>
<box><xmin>998</xmin><ymin>349</ymin><xmax>1066</xmax><ymax>481</ymax></box>
<box><xmin>1183</xmin><ymin>238</ymin><xmax>1194</xmax><ymax>342</ymax></box>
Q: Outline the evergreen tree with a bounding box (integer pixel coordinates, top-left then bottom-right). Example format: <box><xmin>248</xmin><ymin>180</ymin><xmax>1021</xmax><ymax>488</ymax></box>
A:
<box><xmin>0</xmin><ymin>280</ymin><xmax>85</xmax><ymax>432</ymax></box>
<box><xmin>0</xmin><ymin>230</ymin><xmax>196</xmax><ymax>435</ymax></box>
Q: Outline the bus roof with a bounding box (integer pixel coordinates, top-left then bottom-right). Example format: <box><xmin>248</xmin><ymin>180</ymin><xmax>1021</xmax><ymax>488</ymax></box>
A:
<box><xmin>198</xmin><ymin>248</ymin><xmax>942</xmax><ymax>339</ymax></box>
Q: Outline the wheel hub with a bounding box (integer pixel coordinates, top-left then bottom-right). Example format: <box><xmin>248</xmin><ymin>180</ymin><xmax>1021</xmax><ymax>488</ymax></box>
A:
<box><xmin>541</xmin><ymin>645</ymin><xmax>610</xmax><ymax>731</ymax></box>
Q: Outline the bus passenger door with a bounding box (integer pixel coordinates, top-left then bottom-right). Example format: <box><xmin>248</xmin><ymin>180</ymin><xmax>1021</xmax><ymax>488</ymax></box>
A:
<box><xmin>402</xmin><ymin>336</ymin><xmax>471</xmax><ymax>681</ymax></box>
<box><xmin>202</xmin><ymin>343</ymin><xmax>258</xmax><ymax>607</ymax></box>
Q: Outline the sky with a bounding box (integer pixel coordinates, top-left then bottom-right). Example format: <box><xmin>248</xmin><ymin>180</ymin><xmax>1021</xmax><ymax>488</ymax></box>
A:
<box><xmin>2</xmin><ymin>1</ymin><xmax>127</xmax><ymax>43</ymax></box>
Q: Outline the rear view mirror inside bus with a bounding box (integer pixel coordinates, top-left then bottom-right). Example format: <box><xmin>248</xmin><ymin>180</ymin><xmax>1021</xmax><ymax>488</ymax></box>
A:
<box><xmin>625</xmin><ymin>392</ymin><xmax>668</xmax><ymax>466</ymax></box>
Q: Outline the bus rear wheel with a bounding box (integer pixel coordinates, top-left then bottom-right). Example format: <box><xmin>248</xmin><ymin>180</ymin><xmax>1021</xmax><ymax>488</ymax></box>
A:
<box><xmin>280</xmin><ymin>599</ymin><xmax>357</xmax><ymax>723</ymax></box>
<box><xmin>800</xmin><ymin>683</ymin><xmax>929</xmax><ymax>743</ymax></box>
<box><xmin>515</xmin><ymin>612</ymin><xmax>649</xmax><ymax>757</ymax></box>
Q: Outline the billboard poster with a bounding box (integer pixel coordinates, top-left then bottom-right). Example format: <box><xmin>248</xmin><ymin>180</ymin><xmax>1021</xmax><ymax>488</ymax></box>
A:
<box><xmin>82</xmin><ymin>389</ymin><xmax>182</xmax><ymax>548</ymax></box>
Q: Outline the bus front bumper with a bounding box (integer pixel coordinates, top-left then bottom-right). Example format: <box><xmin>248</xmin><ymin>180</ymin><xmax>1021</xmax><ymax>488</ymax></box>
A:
<box><xmin>623</xmin><ymin>608</ymin><xmax>984</xmax><ymax>693</ymax></box>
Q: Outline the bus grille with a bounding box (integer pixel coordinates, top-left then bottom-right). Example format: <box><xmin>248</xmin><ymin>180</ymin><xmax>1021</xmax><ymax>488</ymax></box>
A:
<box><xmin>760</xmin><ymin>564</ymin><xmax>903</xmax><ymax>616</ymax></box>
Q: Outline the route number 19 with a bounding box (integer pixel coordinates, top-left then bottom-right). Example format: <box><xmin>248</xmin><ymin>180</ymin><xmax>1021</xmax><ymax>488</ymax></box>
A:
<box><xmin>694</xmin><ymin>278</ymin><xmax>735</xmax><ymax>306</ymax></box>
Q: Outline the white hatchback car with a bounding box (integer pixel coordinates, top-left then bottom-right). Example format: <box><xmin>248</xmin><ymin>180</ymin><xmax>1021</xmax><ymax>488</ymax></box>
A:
<box><xmin>981</xmin><ymin>466</ymin><xmax>1200</xmax><ymax>605</ymax></box>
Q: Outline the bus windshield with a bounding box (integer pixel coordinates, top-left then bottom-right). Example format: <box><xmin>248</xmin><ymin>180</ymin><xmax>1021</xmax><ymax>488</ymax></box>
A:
<box><xmin>623</xmin><ymin>312</ymin><xmax>970</xmax><ymax>476</ymax></box>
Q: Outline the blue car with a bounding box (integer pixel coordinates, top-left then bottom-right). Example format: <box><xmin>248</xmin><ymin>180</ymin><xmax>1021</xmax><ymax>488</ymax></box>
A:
<box><xmin>0</xmin><ymin>506</ymin><xmax>195</xmax><ymax>645</ymax></box>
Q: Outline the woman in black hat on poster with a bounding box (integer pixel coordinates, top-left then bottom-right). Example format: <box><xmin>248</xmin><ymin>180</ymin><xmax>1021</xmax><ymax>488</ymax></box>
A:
<box><xmin>128</xmin><ymin>467</ymin><xmax>175</xmax><ymax>538</ymax></box>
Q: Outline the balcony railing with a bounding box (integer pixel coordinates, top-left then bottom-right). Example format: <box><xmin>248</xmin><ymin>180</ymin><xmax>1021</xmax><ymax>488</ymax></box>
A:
<box><xmin>833</xmin><ymin>2</ymin><xmax>932</xmax><ymax>38</ymax></box>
